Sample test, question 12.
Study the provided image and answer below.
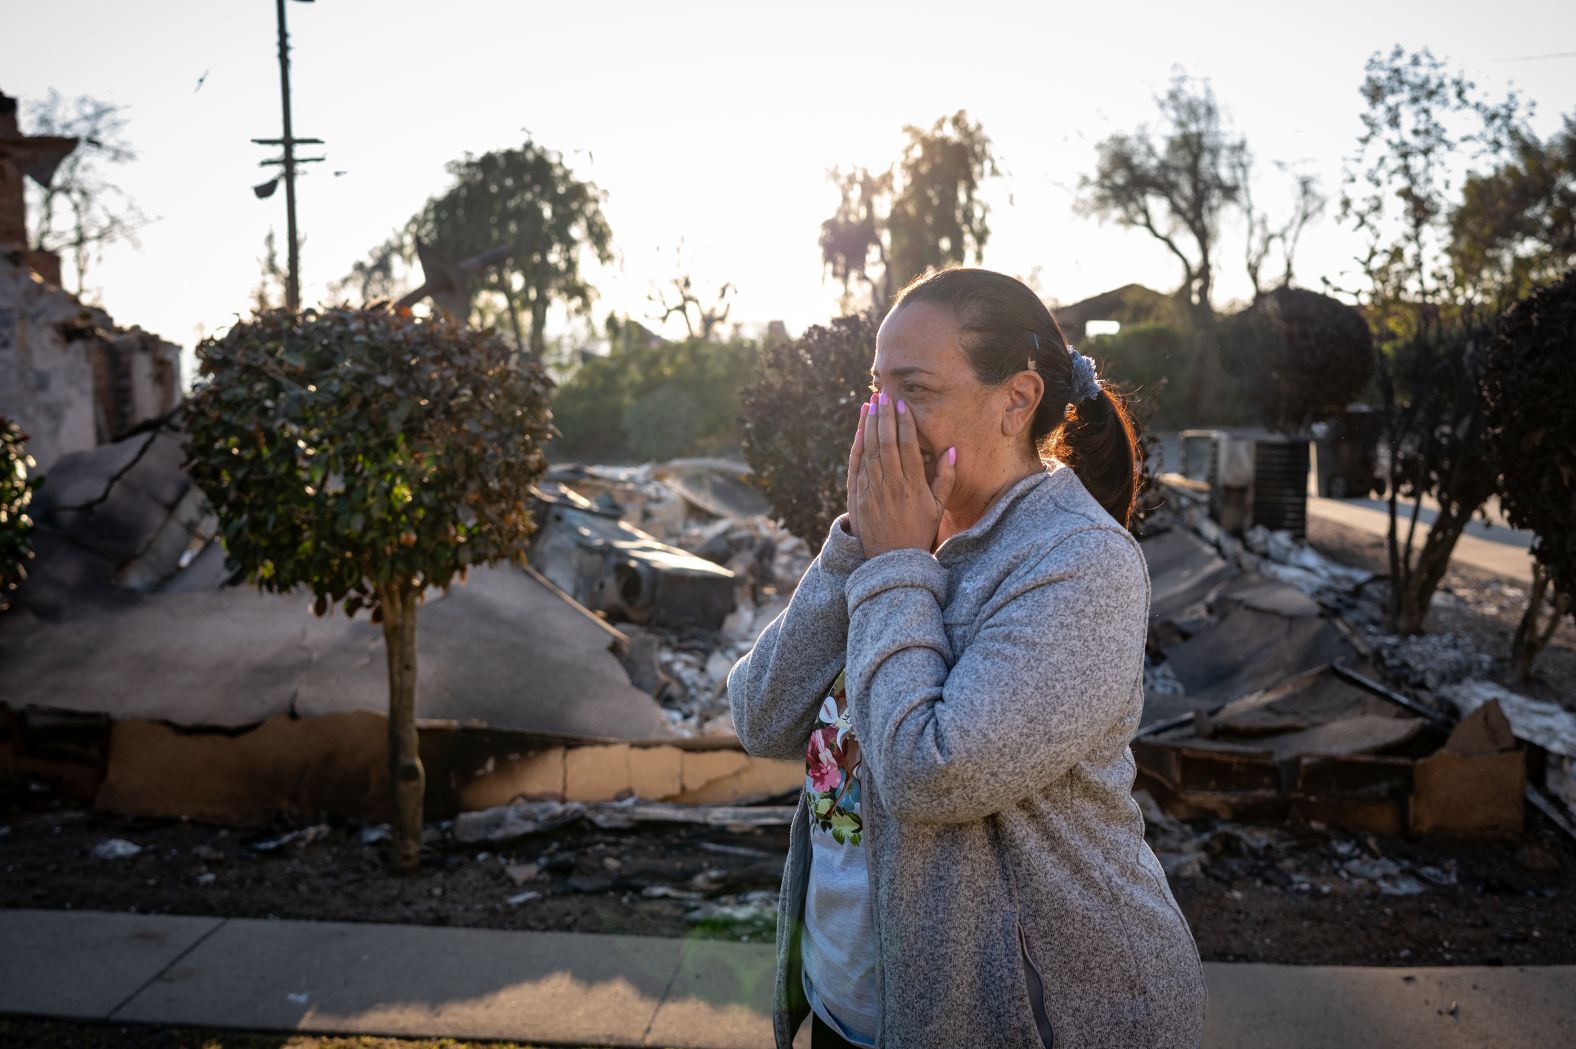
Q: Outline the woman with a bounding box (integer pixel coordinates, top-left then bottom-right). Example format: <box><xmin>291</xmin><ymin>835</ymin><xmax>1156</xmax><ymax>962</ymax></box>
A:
<box><xmin>728</xmin><ymin>267</ymin><xmax>1207</xmax><ymax>1048</ymax></box>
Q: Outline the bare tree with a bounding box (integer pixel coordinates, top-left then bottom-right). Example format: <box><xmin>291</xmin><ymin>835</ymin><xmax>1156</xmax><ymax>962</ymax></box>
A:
<box><xmin>647</xmin><ymin>273</ymin><xmax>736</xmax><ymax>341</ymax></box>
<box><xmin>252</xmin><ymin>228</ymin><xmax>290</xmax><ymax>314</ymax></box>
<box><xmin>1078</xmin><ymin>73</ymin><xmax>1246</xmax><ymax>328</ymax></box>
<box><xmin>1078</xmin><ymin>72</ymin><xmax>1248</xmax><ymax>419</ymax></box>
<box><xmin>1239</xmin><ymin>156</ymin><xmax>1327</xmax><ymax>297</ymax></box>
<box><xmin>24</xmin><ymin>91</ymin><xmax>148</xmax><ymax>298</ymax></box>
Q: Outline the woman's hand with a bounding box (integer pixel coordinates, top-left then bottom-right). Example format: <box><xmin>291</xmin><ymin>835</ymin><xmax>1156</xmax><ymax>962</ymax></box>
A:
<box><xmin>854</xmin><ymin>392</ymin><xmax>956</xmax><ymax>557</ymax></box>
<box><xmin>845</xmin><ymin>398</ymin><xmax>869</xmax><ymax>537</ymax></box>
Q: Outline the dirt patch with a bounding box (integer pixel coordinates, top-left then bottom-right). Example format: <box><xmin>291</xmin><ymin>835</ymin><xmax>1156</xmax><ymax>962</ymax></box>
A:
<box><xmin>3</xmin><ymin>789</ymin><xmax>1574</xmax><ymax>967</ymax></box>
<box><xmin>0</xmin><ymin>796</ymin><xmax>785</xmax><ymax>943</ymax></box>
<box><xmin>1166</xmin><ymin>812</ymin><xmax>1576</xmax><ymax>965</ymax></box>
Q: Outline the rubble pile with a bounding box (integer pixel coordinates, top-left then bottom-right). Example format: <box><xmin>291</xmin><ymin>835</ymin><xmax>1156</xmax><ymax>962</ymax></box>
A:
<box><xmin>3</xmin><ymin>436</ymin><xmax>822</xmax><ymax>823</ymax></box>
<box><xmin>1136</xmin><ymin>790</ymin><xmax>1466</xmax><ymax>896</ymax></box>
<box><xmin>1142</xmin><ymin>480</ymin><xmax>1576</xmax><ymax>838</ymax></box>
<box><xmin>536</xmin><ymin>460</ymin><xmax>811</xmax><ymax>735</ymax></box>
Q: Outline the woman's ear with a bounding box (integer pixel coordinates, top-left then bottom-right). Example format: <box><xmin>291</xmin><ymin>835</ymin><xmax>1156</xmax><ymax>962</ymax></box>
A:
<box><xmin>1001</xmin><ymin>371</ymin><xmax>1044</xmax><ymax>438</ymax></box>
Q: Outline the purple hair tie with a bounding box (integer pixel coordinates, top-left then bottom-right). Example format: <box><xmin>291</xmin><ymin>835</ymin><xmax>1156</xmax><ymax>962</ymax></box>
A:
<box><xmin>1029</xmin><ymin>332</ymin><xmax>1101</xmax><ymax>403</ymax></box>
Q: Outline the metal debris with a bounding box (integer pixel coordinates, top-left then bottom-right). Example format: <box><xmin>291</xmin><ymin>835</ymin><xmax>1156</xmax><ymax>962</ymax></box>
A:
<box><xmin>91</xmin><ymin>837</ymin><xmax>142</xmax><ymax>860</ymax></box>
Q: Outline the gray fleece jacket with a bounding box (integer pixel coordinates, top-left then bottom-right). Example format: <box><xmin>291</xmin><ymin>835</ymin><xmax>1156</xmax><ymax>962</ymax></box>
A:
<box><xmin>728</xmin><ymin>461</ymin><xmax>1207</xmax><ymax>1048</ymax></box>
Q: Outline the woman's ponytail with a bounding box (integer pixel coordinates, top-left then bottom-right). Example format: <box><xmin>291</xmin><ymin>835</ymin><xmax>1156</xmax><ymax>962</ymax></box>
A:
<box><xmin>1040</xmin><ymin>381</ymin><xmax>1141</xmax><ymax>529</ymax></box>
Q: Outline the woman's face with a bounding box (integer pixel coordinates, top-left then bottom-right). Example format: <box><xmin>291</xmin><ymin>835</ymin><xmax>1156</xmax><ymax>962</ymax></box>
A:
<box><xmin>871</xmin><ymin>302</ymin><xmax>1036</xmax><ymax>496</ymax></box>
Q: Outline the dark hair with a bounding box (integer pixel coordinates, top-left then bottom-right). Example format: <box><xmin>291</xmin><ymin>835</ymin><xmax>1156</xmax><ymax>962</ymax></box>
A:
<box><xmin>888</xmin><ymin>267</ymin><xmax>1142</xmax><ymax>528</ymax></box>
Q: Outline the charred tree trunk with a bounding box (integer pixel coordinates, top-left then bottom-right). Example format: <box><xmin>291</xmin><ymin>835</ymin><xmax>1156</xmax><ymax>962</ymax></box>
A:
<box><xmin>1513</xmin><ymin>562</ymin><xmax>1573</xmax><ymax>683</ymax></box>
<box><xmin>379</xmin><ymin>582</ymin><xmax>424</xmax><ymax>872</ymax></box>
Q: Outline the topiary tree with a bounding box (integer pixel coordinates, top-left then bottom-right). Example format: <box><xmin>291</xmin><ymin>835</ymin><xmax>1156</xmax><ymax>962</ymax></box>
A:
<box><xmin>740</xmin><ymin>312</ymin><xmax>880</xmax><ymax>544</ymax></box>
<box><xmin>184</xmin><ymin>308</ymin><xmax>553</xmax><ymax>869</ymax></box>
<box><xmin>1223</xmin><ymin>287</ymin><xmax>1374</xmax><ymax>435</ymax></box>
<box><xmin>1482</xmin><ymin>269</ymin><xmax>1576</xmax><ymax>681</ymax></box>
<box><xmin>1</xmin><ymin>417</ymin><xmax>41</xmax><ymax>612</ymax></box>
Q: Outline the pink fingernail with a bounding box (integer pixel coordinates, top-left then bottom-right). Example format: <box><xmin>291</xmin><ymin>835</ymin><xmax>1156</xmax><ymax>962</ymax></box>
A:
<box><xmin>896</xmin><ymin>399</ymin><xmax>906</xmax><ymax>414</ymax></box>
<box><xmin>947</xmin><ymin>447</ymin><xmax>957</xmax><ymax>464</ymax></box>
<box><xmin>879</xmin><ymin>391</ymin><xmax>889</xmax><ymax>407</ymax></box>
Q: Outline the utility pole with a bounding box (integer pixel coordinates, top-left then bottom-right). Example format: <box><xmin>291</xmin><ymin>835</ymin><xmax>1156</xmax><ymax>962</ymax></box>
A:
<box><xmin>252</xmin><ymin>0</ymin><xmax>322</xmax><ymax>313</ymax></box>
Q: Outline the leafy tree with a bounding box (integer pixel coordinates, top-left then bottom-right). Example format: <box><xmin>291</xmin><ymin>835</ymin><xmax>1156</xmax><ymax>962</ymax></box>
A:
<box><xmin>1448</xmin><ymin>114</ymin><xmax>1576</xmax><ymax>310</ymax></box>
<box><xmin>183</xmin><ymin>308</ymin><xmax>553</xmax><ymax>869</ymax></box>
<box><xmin>820</xmin><ymin>167</ymin><xmax>893</xmax><ymax>309</ymax></box>
<box><xmin>1375</xmin><ymin>322</ymin><xmax>1499</xmax><ymax>636</ymax></box>
<box><xmin>1482</xmin><ymin>270</ymin><xmax>1576</xmax><ymax>681</ymax></box>
<box><xmin>340</xmin><ymin>141</ymin><xmax>613</xmax><ymax>358</ymax></box>
<box><xmin>1221</xmin><ymin>288</ymin><xmax>1374</xmax><ymax>435</ymax></box>
<box><xmin>1338</xmin><ymin>46</ymin><xmax>1525</xmax><ymax>337</ymax></box>
<box><xmin>1</xmin><ymin>418</ymin><xmax>40</xmax><ymax>612</ymax></box>
<box><xmin>740</xmin><ymin>312</ymin><xmax>881</xmax><ymax>543</ymax></box>
<box><xmin>1339</xmin><ymin>46</ymin><xmax>1526</xmax><ymax>635</ymax></box>
<box><xmin>24</xmin><ymin>90</ymin><xmax>148</xmax><ymax>298</ymax></box>
<box><xmin>819</xmin><ymin>112</ymin><xmax>998</xmax><ymax>312</ymax></box>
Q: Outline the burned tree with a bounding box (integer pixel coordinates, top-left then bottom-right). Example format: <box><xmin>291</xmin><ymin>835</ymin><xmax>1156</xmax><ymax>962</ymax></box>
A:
<box><xmin>184</xmin><ymin>308</ymin><xmax>553</xmax><ymax>869</ymax></box>
<box><xmin>20</xmin><ymin>90</ymin><xmax>146</xmax><ymax>297</ymax></box>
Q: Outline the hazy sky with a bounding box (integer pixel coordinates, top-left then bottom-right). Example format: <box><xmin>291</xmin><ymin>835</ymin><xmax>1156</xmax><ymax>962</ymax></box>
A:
<box><xmin>5</xmin><ymin>0</ymin><xmax>1575</xmax><ymax>375</ymax></box>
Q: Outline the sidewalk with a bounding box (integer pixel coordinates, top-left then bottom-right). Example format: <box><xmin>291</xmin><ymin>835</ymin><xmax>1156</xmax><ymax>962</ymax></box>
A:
<box><xmin>3</xmin><ymin>908</ymin><xmax>1574</xmax><ymax>1048</ymax></box>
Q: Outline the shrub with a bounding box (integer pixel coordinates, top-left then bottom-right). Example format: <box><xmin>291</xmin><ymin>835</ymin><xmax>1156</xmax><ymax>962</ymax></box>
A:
<box><xmin>740</xmin><ymin>312</ymin><xmax>879</xmax><ymax>544</ymax></box>
<box><xmin>1483</xmin><ymin>269</ymin><xmax>1576</xmax><ymax>678</ymax></box>
<box><xmin>1</xmin><ymin>418</ymin><xmax>40</xmax><ymax>611</ymax></box>
<box><xmin>622</xmin><ymin>384</ymin><xmax>703</xmax><ymax>462</ymax></box>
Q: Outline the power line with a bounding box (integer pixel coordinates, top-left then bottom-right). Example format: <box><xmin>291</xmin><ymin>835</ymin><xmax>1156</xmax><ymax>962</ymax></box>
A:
<box><xmin>1492</xmin><ymin>50</ymin><xmax>1576</xmax><ymax>63</ymax></box>
<box><xmin>252</xmin><ymin>0</ymin><xmax>322</xmax><ymax>313</ymax></box>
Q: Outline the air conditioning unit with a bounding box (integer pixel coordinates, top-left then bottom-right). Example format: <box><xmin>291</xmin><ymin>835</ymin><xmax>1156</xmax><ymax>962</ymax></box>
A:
<box><xmin>1183</xmin><ymin>431</ymin><xmax>1310</xmax><ymax>538</ymax></box>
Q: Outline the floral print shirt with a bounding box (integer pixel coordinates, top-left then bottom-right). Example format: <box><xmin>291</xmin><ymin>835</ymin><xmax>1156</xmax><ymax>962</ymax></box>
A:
<box><xmin>804</xmin><ymin>670</ymin><xmax>863</xmax><ymax>845</ymax></box>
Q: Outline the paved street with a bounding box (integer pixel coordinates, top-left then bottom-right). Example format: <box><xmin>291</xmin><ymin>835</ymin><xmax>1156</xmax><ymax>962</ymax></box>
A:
<box><xmin>1152</xmin><ymin>431</ymin><xmax>1537</xmax><ymax>584</ymax></box>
